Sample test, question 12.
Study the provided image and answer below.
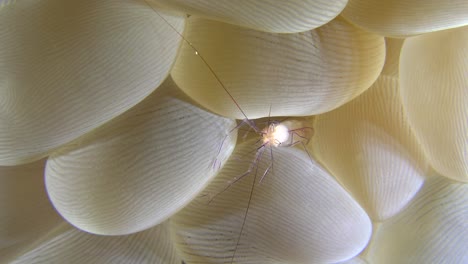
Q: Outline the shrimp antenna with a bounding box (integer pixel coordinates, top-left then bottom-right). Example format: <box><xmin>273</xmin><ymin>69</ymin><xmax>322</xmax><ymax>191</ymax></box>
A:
<box><xmin>144</xmin><ymin>1</ymin><xmax>251</xmax><ymax>121</ymax></box>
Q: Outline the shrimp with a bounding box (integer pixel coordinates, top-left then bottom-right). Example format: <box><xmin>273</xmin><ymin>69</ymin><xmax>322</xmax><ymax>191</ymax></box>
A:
<box><xmin>145</xmin><ymin>3</ymin><xmax>315</xmax><ymax>263</ymax></box>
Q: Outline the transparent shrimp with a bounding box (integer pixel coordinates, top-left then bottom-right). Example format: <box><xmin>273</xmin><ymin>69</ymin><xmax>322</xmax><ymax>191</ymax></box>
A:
<box><xmin>145</xmin><ymin>3</ymin><xmax>315</xmax><ymax>263</ymax></box>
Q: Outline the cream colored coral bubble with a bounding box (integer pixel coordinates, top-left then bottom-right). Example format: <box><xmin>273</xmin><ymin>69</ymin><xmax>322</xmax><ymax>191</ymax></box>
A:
<box><xmin>171</xmin><ymin>16</ymin><xmax>385</xmax><ymax>119</ymax></box>
<box><xmin>45</xmin><ymin>78</ymin><xmax>237</xmax><ymax>235</ymax></box>
<box><xmin>9</xmin><ymin>222</ymin><xmax>182</xmax><ymax>264</ymax></box>
<box><xmin>342</xmin><ymin>0</ymin><xmax>468</xmax><ymax>36</ymax></box>
<box><xmin>312</xmin><ymin>76</ymin><xmax>427</xmax><ymax>221</ymax></box>
<box><xmin>171</xmin><ymin>139</ymin><xmax>372</xmax><ymax>264</ymax></box>
<box><xmin>399</xmin><ymin>26</ymin><xmax>468</xmax><ymax>182</ymax></box>
<box><xmin>0</xmin><ymin>0</ymin><xmax>183</xmax><ymax>165</ymax></box>
<box><xmin>151</xmin><ymin>0</ymin><xmax>348</xmax><ymax>33</ymax></box>
<box><xmin>366</xmin><ymin>177</ymin><xmax>468</xmax><ymax>263</ymax></box>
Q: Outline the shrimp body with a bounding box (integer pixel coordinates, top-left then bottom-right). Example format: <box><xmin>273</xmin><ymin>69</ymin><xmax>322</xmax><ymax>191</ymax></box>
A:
<box><xmin>262</xmin><ymin>122</ymin><xmax>290</xmax><ymax>147</ymax></box>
